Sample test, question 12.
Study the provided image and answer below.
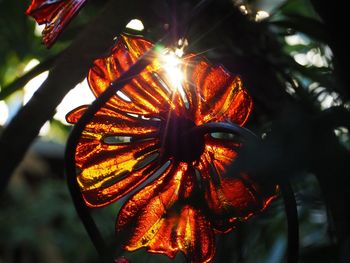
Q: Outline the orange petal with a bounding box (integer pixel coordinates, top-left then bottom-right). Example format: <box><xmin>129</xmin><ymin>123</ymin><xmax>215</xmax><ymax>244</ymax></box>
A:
<box><xmin>144</xmin><ymin>205</ymin><xmax>214</xmax><ymax>263</ymax></box>
<box><xmin>69</xmin><ymin>104</ymin><xmax>163</xmax><ymax>207</ymax></box>
<box><xmin>26</xmin><ymin>0</ymin><xmax>86</xmax><ymax>47</ymax></box>
<box><xmin>175</xmin><ymin>206</ymin><xmax>214</xmax><ymax>263</ymax></box>
<box><xmin>116</xmin><ymin>163</ymin><xmax>215</xmax><ymax>263</ymax></box>
<box><xmin>88</xmin><ymin>35</ymin><xmax>178</xmax><ymax>115</ymax></box>
<box><xmin>116</xmin><ymin>162</ymin><xmax>181</xmax><ymax>234</ymax></box>
<box><xmin>183</xmin><ymin>59</ymin><xmax>252</xmax><ymax>125</ymax></box>
<box><xmin>204</xmin><ymin>136</ymin><xmax>240</xmax><ymax>174</ymax></box>
<box><xmin>76</xmin><ymin>138</ymin><xmax>161</xmax><ymax>207</ymax></box>
<box><xmin>66</xmin><ymin>105</ymin><xmax>160</xmax><ymax>137</ymax></box>
<box><xmin>82</xmin><ymin>156</ymin><xmax>163</xmax><ymax>207</ymax></box>
<box><xmin>76</xmin><ymin>138</ymin><xmax>160</xmax><ymax>188</ymax></box>
<box><xmin>196</xmin><ymin>137</ymin><xmax>273</xmax><ymax>233</ymax></box>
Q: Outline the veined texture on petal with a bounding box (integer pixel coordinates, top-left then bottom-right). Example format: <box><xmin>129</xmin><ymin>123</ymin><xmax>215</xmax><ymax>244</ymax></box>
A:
<box><xmin>182</xmin><ymin>58</ymin><xmax>253</xmax><ymax>126</ymax></box>
<box><xmin>116</xmin><ymin>163</ymin><xmax>215</xmax><ymax>263</ymax></box>
<box><xmin>66</xmin><ymin>104</ymin><xmax>162</xmax><ymax>207</ymax></box>
<box><xmin>26</xmin><ymin>0</ymin><xmax>87</xmax><ymax>47</ymax></box>
<box><xmin>88</xmin><ymin>35</ymin><xmax>183</xmax><ymax>116</ymax></box>
<box><xmin>196</xmin><ymin>136</ymin><xmax>276</xmax><ymax>233</ymax></box>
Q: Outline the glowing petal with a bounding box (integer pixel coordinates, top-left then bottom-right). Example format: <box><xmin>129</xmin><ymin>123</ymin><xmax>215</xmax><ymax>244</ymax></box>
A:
<box><xmin>66</xmin><ymin>105</ymin><xmax>160</xmax><ymax>137</ymax></box>
<box><xmin>197</xmin><ymin>137</ymin><xmax>275</xmax><ymax>233</ymax></box>
<box><xmin>76</xmin><ymin>136</ymin><xmax>159</xmax><ymax>187</ymax></box>
<box><xmin>88</xmin><ymin>35</ymin><xmax>179</xmax><ymax>115</ymax></box>
<box><xmin>82</xmin><ymin>157</ymin><xmax>162</xmax><ymax>207</ymax></box>
<box><xmin>26</xmin><ymin>0</ymin><xmax>87</xmax><ymax>47</ymax></box>
<box><xmin>66</xmin><ymin>105</ymin><xmax>163</xmax><ymax>205</ymax></box>
<box><xmin>183</xmin><ymin>59</ymin><xmax>252</xmax><ymax>125</ymax></box>
<box><xmin>117</xmin><ymin>163</ymin><xmax>215</xmax><ymax>263</ymax></box>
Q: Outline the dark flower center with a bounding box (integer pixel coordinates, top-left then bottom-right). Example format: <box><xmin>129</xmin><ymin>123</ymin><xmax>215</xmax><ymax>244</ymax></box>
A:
<box><xmin>161</xmin><ymin>113</ymin><xmax>205</xmax><ymax>163</ymax></box>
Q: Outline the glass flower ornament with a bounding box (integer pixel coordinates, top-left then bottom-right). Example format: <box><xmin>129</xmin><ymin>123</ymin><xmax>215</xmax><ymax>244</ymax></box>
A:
<box><xmin>66</xmin><ymin>34</ymin><xmax>276</xmax><ymax>263</ymax></box>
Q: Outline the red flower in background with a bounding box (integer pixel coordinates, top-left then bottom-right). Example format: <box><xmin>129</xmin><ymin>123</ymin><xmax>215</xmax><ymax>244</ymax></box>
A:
<box><xmin>66</xmin><ymin>34</ymin><xmax>276</xmax><ymax>263</ymax></box>
<box><xmin>26</xmin><ymin>0</ymin><xmax>87</xmax><ymax>47</ymax></box>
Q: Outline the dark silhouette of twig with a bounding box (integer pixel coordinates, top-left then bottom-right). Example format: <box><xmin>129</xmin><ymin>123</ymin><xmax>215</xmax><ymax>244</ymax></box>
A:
<box><xmin>0</xmin><ymin>54</ymin><xmax>59</xmax><ymax>100</ymax></box>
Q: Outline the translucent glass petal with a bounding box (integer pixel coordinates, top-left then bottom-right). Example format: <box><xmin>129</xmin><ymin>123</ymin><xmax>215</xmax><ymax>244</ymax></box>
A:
<box><xmin>183</xmin><ymin>59</ymin><xmax>252</xmax><ymax>125</ymax></box>
<box><xmin>88</xmin><ymin>35</ymin><xmax>180</xmax><ymax>116</ymax></box>
<box><xmin>117</xmin><ymin>163</ymin><xmax>215</xmax><ymax>263</ymax></box>
<box><xmin>76</xmin><ymin>138</ymin><xmax>160</xmax><ymax>189</ymax></box>
<box><xmin>196</xmin><ymin>137</ymin><xmax>275</xmax><ymax>233</ymax></box>
<box><xmin>82</xmin><ymin>156</ymin><xmax>162</xmax><ymax>207</ymax></box>
<box><xmin>66</xmin><ymin>105</ymin><xmax>160</xmax><ymax>137</ymax></box>
<box><xmin>26</xmin><ymin>0</ymin><xmax>86</xmax><ymax>47</ymax></box>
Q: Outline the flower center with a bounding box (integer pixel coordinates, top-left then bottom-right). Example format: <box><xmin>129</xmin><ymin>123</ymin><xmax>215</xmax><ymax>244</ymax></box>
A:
<box><xmin>161</xmin><ymin>114</ymin><xmax>205</xmax><ymax>163</ymax></box>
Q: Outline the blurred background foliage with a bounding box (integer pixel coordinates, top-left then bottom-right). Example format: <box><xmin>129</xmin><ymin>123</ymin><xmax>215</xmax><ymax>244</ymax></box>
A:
<box><xmin>0</xmin><ymin>0</ymin><xmax>349</xmax><ymax>262</ymax></box>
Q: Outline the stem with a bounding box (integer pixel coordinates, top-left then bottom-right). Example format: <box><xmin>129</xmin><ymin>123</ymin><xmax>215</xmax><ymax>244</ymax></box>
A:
<box><xmin>280</xmin><ymin>181</ymin><xmax>299</xmax><ymax>263</ymax></box>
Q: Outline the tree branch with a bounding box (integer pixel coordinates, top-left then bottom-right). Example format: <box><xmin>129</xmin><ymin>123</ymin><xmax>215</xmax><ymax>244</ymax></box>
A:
<box><xmin>0</xmin><ymin>54</ymin><xmax>59</xmax><ymax>100</ymax></box>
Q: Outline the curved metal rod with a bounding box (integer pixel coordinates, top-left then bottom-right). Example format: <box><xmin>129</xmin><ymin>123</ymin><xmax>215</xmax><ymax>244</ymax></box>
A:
<box><xmin>185</xmin><ymin>121</ymin><xmax>257</xmax><ymax>141</ymax></box>
<box><xmin>65</xmin><ymin>36</ymin><xmax>169</xmax><ymax>262</ymax></box>
<box><xmin>187</xmin><ymin>121</ymin><xmax>299</xmax><ymax>263</ymax></box>
<box><xmin>280</xmin><ymin>181</ymin><xmax>299</xmax><ymax>263</ymax></box>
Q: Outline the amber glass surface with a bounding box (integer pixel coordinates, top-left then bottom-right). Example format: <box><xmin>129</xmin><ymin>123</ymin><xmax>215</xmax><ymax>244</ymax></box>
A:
<box><xmin>66</xmin><ymin>34</ymin><xmax>275</xmax><ymax>263</ymax></box>
<box><xmin>26</xmin><ymin>0</ymin><xmax>86</xmax><ymax>47</ymax></box>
